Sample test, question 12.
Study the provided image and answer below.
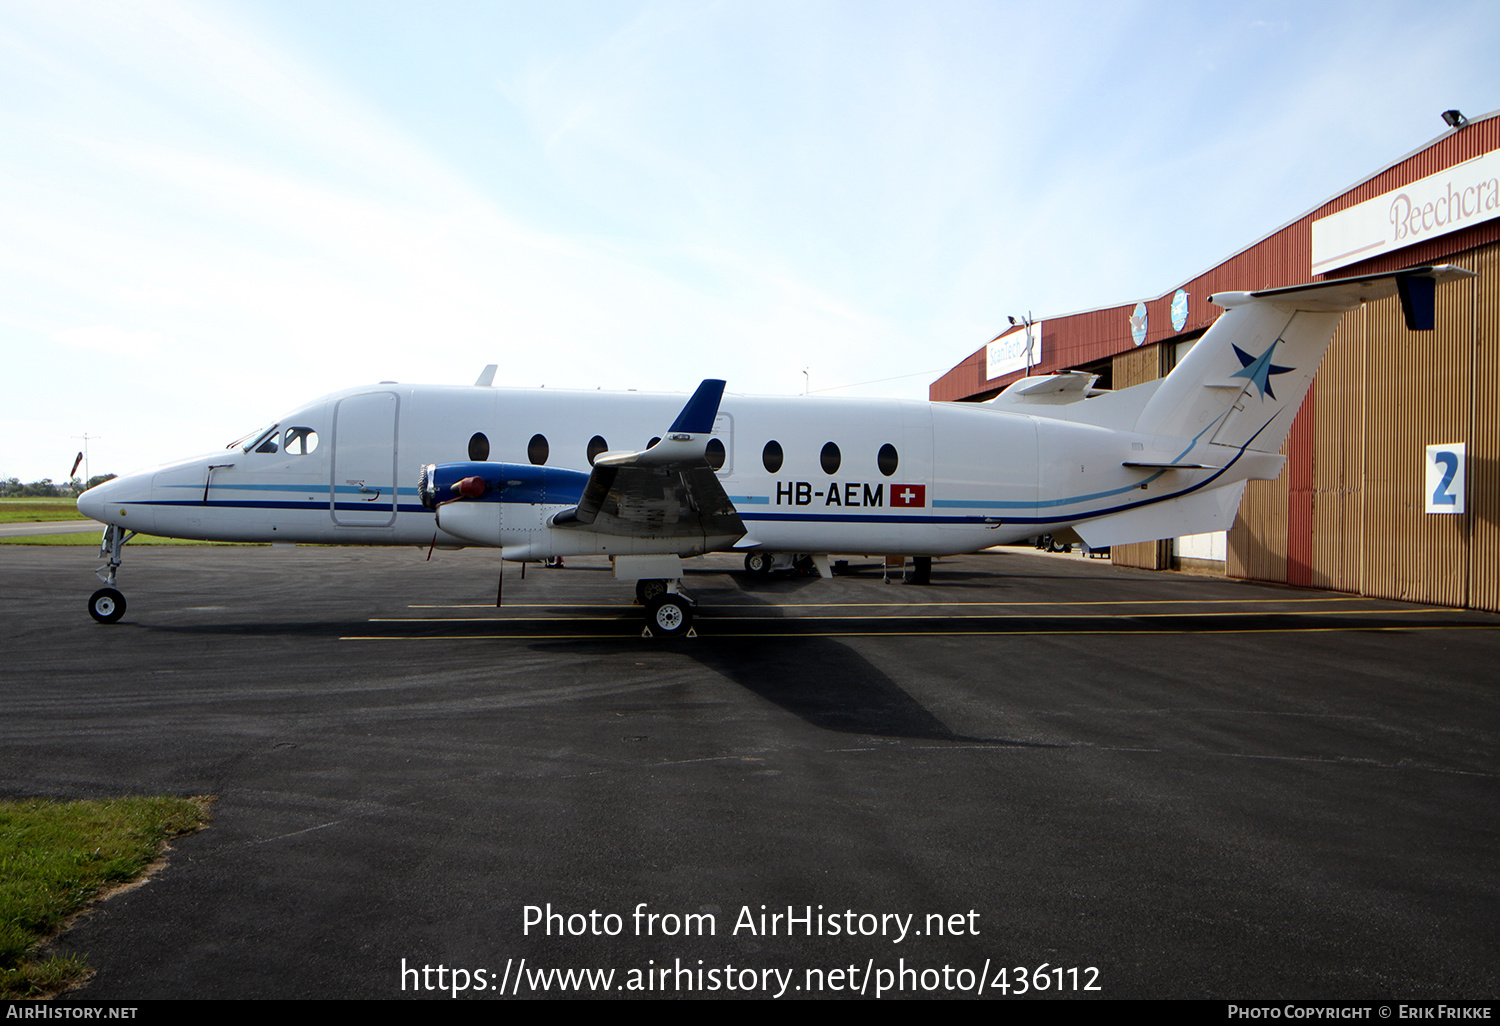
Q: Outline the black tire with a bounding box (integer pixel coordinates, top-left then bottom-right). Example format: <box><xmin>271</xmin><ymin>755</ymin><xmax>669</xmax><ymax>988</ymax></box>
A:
<box><xmin>908</xmin><ymin>556</ymin><xmax>932</xmax><ymax>585</ymax></box>
<box><xmin>635</xmin><ymin>578</ymin><xmax>668</xmax><ymax>604</ymax></box>
<box><xmin>89</xmin><ymin>587</ymin><xmax>126</xmax><ymax>624</ymax></box>
<box><xmin>743</xmin><ymin>552</ymin><xmax>773</xmax><ymax>576</ymax></box>
<box><xmin>1049</xmin><ymin>540</ymin><xmax>1073</xmax><ymax>554</ymax></box>
<box><xmin>645</xmin><ymin>595</ymin><xmax>693</xmax><ymax>638</ymax></box>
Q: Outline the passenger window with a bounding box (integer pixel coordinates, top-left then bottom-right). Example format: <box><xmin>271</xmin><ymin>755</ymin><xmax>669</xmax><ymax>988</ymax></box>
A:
<box><xmin>283</xmin><ymin>427</ymin><xmax>319</xmax><ymax>455</ymax></box>
<box><xmin>877</xmin><ymin>443</ymin><xmax>898</xmax><ymax>476</ymax></box>
<box><xmin>587</xmin><ymin>435</ymin><xmax>608</xmax><ymax>466</ymax></box>
<box><xmin>469</xmin><ymin>432</ymin><xmax>490</xmax><ymax>461</ymax></box>
<box><xmin>528</xmin><ymin>434</ymin><xmax>549</xmax><ymax>466</ymax></box>
<box><xmin>820</xmin><ymin>442</ymin><xmax>841</xmax><ymax>475</ymax></box>
<box><xmin>706</xmin><ymin>437</ymin><xmax>726</xmax><ymax>471</ymax></box>
<box><xmin>762</xmin><ymin>440</ymin><xmax>783</xmax><ymax>473</ymax></box>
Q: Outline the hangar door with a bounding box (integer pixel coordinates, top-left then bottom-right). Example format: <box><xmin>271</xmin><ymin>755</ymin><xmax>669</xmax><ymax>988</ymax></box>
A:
<box><xmin>331</xmin><ymin>391</ymin><xmax>399</xmax><ymax>527</ymax></box>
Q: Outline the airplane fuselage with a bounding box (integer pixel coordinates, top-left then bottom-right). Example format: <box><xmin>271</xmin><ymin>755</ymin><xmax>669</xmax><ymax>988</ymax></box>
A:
<box><xmin>79</xmin><ymin>383</ymin><xmax>1220</xmax><ymax>559</ymax></box>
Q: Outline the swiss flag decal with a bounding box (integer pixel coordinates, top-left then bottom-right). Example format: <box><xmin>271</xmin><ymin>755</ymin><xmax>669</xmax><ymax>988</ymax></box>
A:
<box><xmin>890</xmin><ymin>483</ymin><xmax>926</xmax><ymax>508</ymax></box>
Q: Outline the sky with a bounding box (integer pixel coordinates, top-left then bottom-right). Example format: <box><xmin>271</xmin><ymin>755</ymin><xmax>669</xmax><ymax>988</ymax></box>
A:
<box><xmin>2</xmin><ymin>0</ymin><xmax>1499</xmax><ymax>483</ymax></box>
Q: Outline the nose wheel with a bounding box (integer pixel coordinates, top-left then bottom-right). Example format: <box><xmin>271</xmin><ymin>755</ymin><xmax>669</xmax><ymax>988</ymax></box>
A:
<box><xmin>88</xmin><ymin>588</ymin><xmax>126</xmax><ymax>624</ymax></box>
<box><xmin>88</xmin><ymin>524</ymin><xmax>135</xmax><ymax>624</ymax></box>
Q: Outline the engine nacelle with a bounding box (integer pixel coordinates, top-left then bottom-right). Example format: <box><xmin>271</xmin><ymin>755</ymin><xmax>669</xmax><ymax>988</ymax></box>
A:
<box><xmin>417</xmin><ymin>461</ymin><xmax>589</xmax><ymax>511</ymax></box>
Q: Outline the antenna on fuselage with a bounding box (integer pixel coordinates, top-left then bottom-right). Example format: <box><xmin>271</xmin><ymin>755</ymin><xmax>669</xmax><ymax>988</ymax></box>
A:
<box><xmin>474</xmin><ymin>365</ymin><xmax>498</xmax><ymax>387</ymax></box>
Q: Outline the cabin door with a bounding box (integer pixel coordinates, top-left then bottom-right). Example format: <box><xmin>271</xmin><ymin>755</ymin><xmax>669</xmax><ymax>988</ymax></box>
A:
<box><xmin>331</xmin><ymin>391</ymin><xmax>399</xmax><ymax>527</ymax></box>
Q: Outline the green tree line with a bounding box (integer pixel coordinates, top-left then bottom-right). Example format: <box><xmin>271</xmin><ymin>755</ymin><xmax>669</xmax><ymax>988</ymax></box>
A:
<box><xmin>0</xmin><ymin>475</ymin><xmax>116</xmax><ymax>498</ymax></box>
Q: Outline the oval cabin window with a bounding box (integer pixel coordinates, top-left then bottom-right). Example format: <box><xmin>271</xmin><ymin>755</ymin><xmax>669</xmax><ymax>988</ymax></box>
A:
<box><xmin>706</xmin><ymin>437</ymin><xmax>726</xmax><ymax>471</ymax></box>
<box><xmin>762</xmin><ymin>440</ymin><xmax>783</xmax><ymax>473</ymax></box>
<box><xmin>587</xmin><ymin>435</ymin><xmax>609</xmax><ymax>466</ymax></box>
<box><xmin>527</xmin><ymin>433</ymin><xmax>549</xmax><ymax>466</ymax></box>
<box><xmin>820</xmin><ymin>442</ymin><xmax>841</xmax><ymax>475</ymax></box>
<box><xmin>877</xmin><ymin>443</ymin><xmax>898</xmax><ymax>477</ymax></box>
<box><xmin>468</xmin><ymin>432</ymin><xmax>490</xmax><ymax>461</ymax></box>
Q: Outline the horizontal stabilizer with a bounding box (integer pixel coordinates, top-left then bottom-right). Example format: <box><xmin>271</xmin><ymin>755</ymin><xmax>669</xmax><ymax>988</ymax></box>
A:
<box><xmin>1134</xmin><ymin>265</ymin><xmax>1473</xmax><ymax>457</ymax></box>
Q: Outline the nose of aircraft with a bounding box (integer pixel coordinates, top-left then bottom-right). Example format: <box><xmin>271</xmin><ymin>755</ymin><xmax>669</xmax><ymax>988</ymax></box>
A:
<box><xmin>77</xmin><ymin>479</ymin><xmax>111</xmax><ymax>522</ymax></box>
<box><xmin>77</xmin><ymin>473</ymin><xmax>139</xmax><ymax>524</ymax></box>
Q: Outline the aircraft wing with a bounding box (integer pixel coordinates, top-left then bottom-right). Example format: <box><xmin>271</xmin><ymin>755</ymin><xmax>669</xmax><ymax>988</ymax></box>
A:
<box><xmin>551</xmin><ymin>379</ymin><xmax>746</xmax><ymax>542</ymax></box>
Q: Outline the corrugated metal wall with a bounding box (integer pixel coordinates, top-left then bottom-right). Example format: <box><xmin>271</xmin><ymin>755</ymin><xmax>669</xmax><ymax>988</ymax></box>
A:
<box><xmin>1472</xmin><ymin>244</ymin><xmax>1500</xmax><ymax>611</ymax></box>
<box><xmin>1240</xmin><ymin>244</ymin><xmax>1495</xmax><ymax>611</ymax></box>
<box><xmin>1358</xmin><ymin>254</ymin><xmax>1476</xmax><ymax>606</ymax></box>
<box><xmin>1310</xmin><ymin>310</ymin><xmax>1366</xmax><ymax>594</ymax></box>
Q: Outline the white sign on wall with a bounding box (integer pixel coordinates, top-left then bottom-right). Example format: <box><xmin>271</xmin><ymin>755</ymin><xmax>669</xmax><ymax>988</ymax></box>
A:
<box><xmin>1311</xmin><ymin>147</ymin><xmax>1500</xmax><ymax>274</ymax></box>
<box><xmin>1425</xmin><ymin>443</ymin><xmax>1466</xmax><ymax>514</ymax></box>
<box><xmin>986</xmin><ymin>321</ymin><xmax>1043</xmax><ymax>381</ymax></box>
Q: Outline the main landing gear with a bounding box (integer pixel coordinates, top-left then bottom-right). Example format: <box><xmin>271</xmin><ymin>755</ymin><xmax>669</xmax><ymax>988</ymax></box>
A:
<box><xmin>634</xmin><ymin>579</ymin><xmax>696</xmax><ymax>638</ymax></box>
<box><xmin>88</xmin><ymin>524</ymin><xmax>135</xmax><ymax>624</ymax></box>
<box><xmin>741</xmin><ymin>552</ymin><xmax>821</xmax><ymax>577</ymax></box>
<box><xmin>644</xmin><ymin>591</ymin><xmax>695</xmax><ymax>639</ymax></box>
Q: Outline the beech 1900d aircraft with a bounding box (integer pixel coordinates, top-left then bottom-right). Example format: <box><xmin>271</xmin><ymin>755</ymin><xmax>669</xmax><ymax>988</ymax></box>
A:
<box><xmin>77</xmin><ymin>265</ymin><xmax>1471</xmax><ymax>636</ymax></box>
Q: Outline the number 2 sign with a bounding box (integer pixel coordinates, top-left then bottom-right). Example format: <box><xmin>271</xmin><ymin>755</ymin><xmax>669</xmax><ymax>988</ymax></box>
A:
<box><xmin>1425</xmin><ymin>443</ymin><xmax>1466</xmax><ymax>514</ymax></box>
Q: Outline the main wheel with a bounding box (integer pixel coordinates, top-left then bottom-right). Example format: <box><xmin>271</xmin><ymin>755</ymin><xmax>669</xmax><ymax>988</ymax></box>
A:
<box><xmin>743</xmin><ymin>552</ymin><xmax>773</xmax><ymax>576</ymax></box>
<box><xmin>635</xmin><ymin>578</ymin><xmax>668</xmax><ymax>604</ymax></box>
<box><xmin>88</xmin><ymin>587</ymin><xmax>126</xmax><ymax>624</ymax></box>
<box><xmin>645</xmin><ymin>595</ymin><xmax>693</xmax><ymax>638</ymax></box>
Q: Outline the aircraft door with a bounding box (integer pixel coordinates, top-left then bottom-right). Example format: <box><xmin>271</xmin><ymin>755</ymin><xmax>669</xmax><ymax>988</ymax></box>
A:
<box><xmin>331</xmin><ymin>391</ymin><xmax>399</xmax><ymax>527</ymax></box>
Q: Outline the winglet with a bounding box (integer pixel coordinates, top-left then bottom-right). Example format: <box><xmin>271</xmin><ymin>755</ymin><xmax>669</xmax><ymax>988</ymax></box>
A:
<box><xmin>1397</xmin><ymin>274</ymin><xmax>1436</xmax><ymax>331</ymax></box>
<box><xmin>668</xmin><ymin>379</ymin><xmax>726</xmax><ymax>434</ymax></box>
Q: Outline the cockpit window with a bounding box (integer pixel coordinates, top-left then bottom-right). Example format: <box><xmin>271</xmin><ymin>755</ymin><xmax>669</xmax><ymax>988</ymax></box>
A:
<box><xmin>229</xmin><ymin>424</ymin><xmax>280</xmax><ymax>453</ymax></box>
<box><xmin>283</xmin><ymin>427</ymin><xmax>319</xmax><ymax>455</ymax></box>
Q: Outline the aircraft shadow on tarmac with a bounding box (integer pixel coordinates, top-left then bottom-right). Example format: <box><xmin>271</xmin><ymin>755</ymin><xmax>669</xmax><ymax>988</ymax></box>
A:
<box><xmin>129</xmin><ymin>562</ymin><xmax>1478</xmax><ymax>744</ymax></box>
<box><xmin>677</xmin><ymin>635</ymin><xmax>1053</xmax><ymax>746</ymax></box>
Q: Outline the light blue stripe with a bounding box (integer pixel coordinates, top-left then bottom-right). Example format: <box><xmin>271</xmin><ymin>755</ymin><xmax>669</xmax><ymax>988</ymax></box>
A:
<box><xmin>163</xmin><ymin>482</ymin><xmax>421</xmax><ymax>496</ymax></box>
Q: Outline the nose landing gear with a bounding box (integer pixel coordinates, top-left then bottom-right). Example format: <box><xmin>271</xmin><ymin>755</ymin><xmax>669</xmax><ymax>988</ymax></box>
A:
<box><xmin>88</xmin><ymin>524</ymin><xmax>135</xmax><ymax>624</ymax></box>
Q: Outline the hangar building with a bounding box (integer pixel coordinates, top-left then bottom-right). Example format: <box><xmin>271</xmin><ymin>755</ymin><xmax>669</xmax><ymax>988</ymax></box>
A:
<box><xmin>931</xmin><ymin>109</ymin><xmax>1500</xmax><ymax>612</ymax></box>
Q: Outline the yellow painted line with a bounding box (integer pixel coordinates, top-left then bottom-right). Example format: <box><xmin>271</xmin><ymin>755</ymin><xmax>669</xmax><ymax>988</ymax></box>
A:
<box><xmin>373</xmin><ymin>606</ymin><xmax>1454</xmax><ymax>624</ymax></box>
<box><xmin>407</xmin><ymin>596</ymin><xmax>1383</xmax><ymax>610</ymax></box>
<box><xmin>341</xmin><ymin>624</ymin><xmax>1500</xmax><ymax>641</ymax></box>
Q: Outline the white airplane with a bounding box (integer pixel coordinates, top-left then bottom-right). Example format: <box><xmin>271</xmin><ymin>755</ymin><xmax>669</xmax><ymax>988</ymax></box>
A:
<box><xmin>77</xmin><ymin>265</ymin><xmax>1471</xmax><ymax>636</ymax></box>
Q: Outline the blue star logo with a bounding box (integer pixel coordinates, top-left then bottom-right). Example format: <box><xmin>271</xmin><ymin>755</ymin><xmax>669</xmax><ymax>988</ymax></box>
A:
<box><xmin>1230</xmin><ymin>340</ymin><xmax>1295</xmax><ymax>400</ymax></box>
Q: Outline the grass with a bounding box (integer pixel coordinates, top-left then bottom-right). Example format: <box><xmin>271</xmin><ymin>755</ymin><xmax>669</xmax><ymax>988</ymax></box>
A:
<box><xmin>0</xmin><ymin>499</ymin><xmax>87</xmax><ymax>524</ymax></box>
<box><xmin>0</xmin><ymin>533</ymin><xmax>264</xmax><ymax>546</ymax></box>
<box><xmin>0</xmin><ymin>796</ymin><xmax>211</xmax><ymax>999</ymax></box>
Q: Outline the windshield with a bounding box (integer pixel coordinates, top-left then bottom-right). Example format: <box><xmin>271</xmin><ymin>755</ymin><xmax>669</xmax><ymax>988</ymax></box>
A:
<box><xmin>227</xmin><ymin>423</ymin><xmax>280</xmax><ymax>453</ymax></box>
